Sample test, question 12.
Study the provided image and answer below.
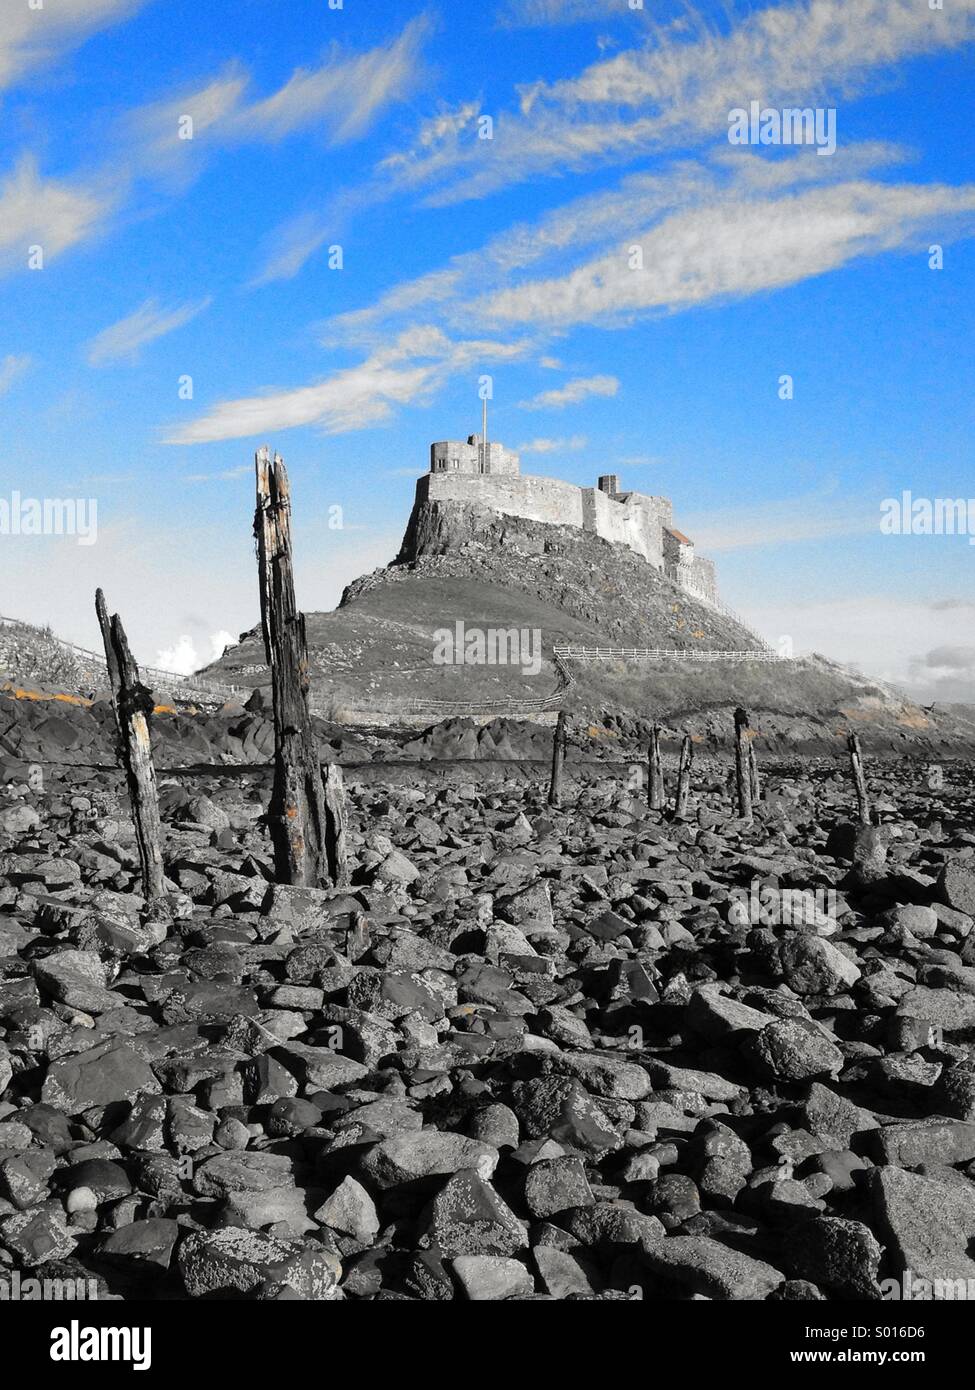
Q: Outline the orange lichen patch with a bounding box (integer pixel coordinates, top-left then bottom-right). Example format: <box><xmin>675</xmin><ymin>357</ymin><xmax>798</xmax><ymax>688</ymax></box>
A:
<box><xmin>153</xmin><ymin>704</ymin><xmax>177</xmax><ymax>715</ymax></box>
<box><xmin>691</xmin><ymin>629</ymin><xmax>706</xmax><ymax>638</ymax></box>
<box><xmin>690</xmin><ymin>733</ymin><xmax>705</xmax><ymax>743</ymax></box>
<box><xmin>586</xmin><ymin>725</ymin><xmax>617</xmax><ymax>740</ymax></box>
<box><xmin>1</xmin><ymin>681</ymin><xmax>93</xmax><ymax>708</ymax></box>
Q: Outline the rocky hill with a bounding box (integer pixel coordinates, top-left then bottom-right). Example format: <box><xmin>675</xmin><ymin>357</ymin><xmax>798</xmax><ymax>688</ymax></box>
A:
<box><xmin>0</xmin><ymin>618</ymin><xmax>96</xmax><ymax>694</ymax></box>
<box><xmin>3</xmin><ymin>493</ymin><xmax>973</xmax><ymax>757</ymax></box>
<box><xmin>205</xmin><ymin>494</ymin><xmax>975</xmax><ymax>754</ymax></box>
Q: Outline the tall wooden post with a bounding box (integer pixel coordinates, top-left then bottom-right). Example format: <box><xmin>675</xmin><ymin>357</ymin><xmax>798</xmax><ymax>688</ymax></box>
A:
<box><xmin>648</xmin><ymin>724</ymin><xmax>664</xmax><ymax>810</ymax></box>
<box><xmin>748</xmin><ymin>740</ymin><xmax>761</xmax><ymax>803</ymax></box>
<box><xmin>734</xmin><ymin>707</ymin><xmax>753</xmax><ymax>822</ymax></box>
<box><xmin>255</xmin><ymin>448</ymin><xmax>347</xmax><ymax>888</ymax></box>
<box><xmin>95</xmin><ymin>589</ymin><xmax>166</xmax><ymax>904</ymax></box>
<box><xmin>673</xmin><ymin>733</ymin><xmax>693</xmax><ymax>820</ymax></box>
<box><xmin>848</xmin><ymin>732</ymin><xmax>871</xmax><ymax>826</ymax></box>
<box><xmin>548</xmin><ymin>710</ymin><xmax>567</xmax><ymax>808</ymax></box>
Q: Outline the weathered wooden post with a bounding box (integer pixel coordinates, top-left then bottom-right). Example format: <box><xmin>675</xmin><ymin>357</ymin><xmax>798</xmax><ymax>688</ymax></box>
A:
<box><xmin>95</xmin><ymin>588</ymin><xmax>166</xmax><ymax>904</ymax></box>
<box><xmin>648</xmin><ymin>723</ymin><xmax>664</xmax><ymax>810</ymax></box>
<box><xmin>734</xmin><ymin>707</ymin><xmax>753</xmax><ymax>822</ymax></box>
<box><xmin>255</xmin><ymin>447</ymin><xmax>347</xmax><ymax>887</ymax></box>
<box><xmin>748</xmin><ymin>740</ymin><xmax>761</xmax><ymax>803</ymax></box>
<box><xmin>673</xmin><ymin>733</ymin><xmax>693</xmax><ymax>820</ymax></box>
<box><xmin>847</xmin><ymin>732</ymin><xmax>871</xmax><ymax>826</ymax></box>
<box><xmin>548</xmin><ymin>710</ymin><xmax>567</xmax><ymax>808</ymax></box>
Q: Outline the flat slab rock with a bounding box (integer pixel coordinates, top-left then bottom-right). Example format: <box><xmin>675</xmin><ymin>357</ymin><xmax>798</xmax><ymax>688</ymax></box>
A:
<box><xmin>640</xmin><ymin>1237</ymin><xmax>785</xmax><ymax>1300</ymax></box>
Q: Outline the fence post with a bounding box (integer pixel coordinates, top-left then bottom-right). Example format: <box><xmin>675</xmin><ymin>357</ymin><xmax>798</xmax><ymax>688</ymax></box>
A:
<box><xmin>734</xmin><ymin>707</ymin><xmax>753</xmax><ymax>823</ymax></box>
<box><xmin>674</xmin><ymin>733</ymin><xmax>693</xmax><ymax>820</ymax></box>
<box><xmin>748</xmin><ymin>740</ymin><xmax>761</xmax><ymax>803</ymax></box>
<box><xmin>848</xmin><ymin>732</ymin><xmax>871</xmax><ymax>826</ymax></box>
<box><xmin>548</xmin><ymin>710</ymin><xmax>567</xmax><ymax>808</ymax></box>
<box><xmin>95</xmin><ymin>589</ymin><xmax>166</xmax><ymax>905</ymax></box>
<box><xmin>648</xmin><ymin>724</ymin><xmax>664</xmax><ymax>810</ymax></box>
<box><xmin>255</xmin><ymin>447</ymin><xmax>347</xmax><ymax>887</ymax></box>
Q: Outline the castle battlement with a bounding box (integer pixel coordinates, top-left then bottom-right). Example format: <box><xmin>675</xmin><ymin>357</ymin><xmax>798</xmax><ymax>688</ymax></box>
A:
<box><xmin>422</xmin><ymin>432</ymin><xmax>718</xmax><ymax>604</ymax></box>
<box><xmin>430</xmin><ymin>434</ymin><xmax>521</xmax><ymax>477</ymax></box>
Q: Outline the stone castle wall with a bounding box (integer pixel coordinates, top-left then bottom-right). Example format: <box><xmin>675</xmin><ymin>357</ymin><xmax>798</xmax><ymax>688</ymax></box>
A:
<box><xmin>420</xmin><ymin>472</ymin><xmax>586</xmax><ymax>530</ymax></box>
<box><xmin>582</xmin><ymin>488</ymin><xmax>672</xmax><ymax>566</ymax></box>
<box><xmin>412</xmin><ymin>452</ymin><xmax>719</xmax><ymax>606</ymax></box>
<box><xmin>420</xmin><ymin>473</ymin><xmax>676</xmax><ymax>565</ymax></box>
<box><xmin>666</xmin><ymin>556</ymin><xmax>717</xmax><ymax>603</ymax></box>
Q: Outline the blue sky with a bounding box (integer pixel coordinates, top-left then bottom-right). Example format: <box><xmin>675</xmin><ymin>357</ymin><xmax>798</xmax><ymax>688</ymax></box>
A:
<box><xmin>1</xmin><ymin>0</ymin><xmax>974</xmax><ymax>698</ymax></box>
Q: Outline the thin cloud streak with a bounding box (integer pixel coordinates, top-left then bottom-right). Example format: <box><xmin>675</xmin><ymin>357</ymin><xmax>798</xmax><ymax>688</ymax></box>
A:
<box><xmin>0</xmin><ymin>353</ymin><xmax>32</xmax><ymax>396</ymax></box>
<box><xmin>518</xmin><ymin>375</ymin><xmax>619</xmax><ymax>409</ymax></box>
<box><xmin>0</xmin><ymin>157</ymin><xmax>115</xmax><ymax>275</ymax></box>
<box><xmin>85</xmin><ymin>296</ymin><xmax>212</xmax><ymax>365</ymax></box>
<box><xmin>164</xmin><ymin>328</ymin><xmax>533</xmax><ymax>445</ymax></box>
<box><xmin>0</xmin><ymin>0</ymin><xmax>149</xmax><ymax>92</ymax></box>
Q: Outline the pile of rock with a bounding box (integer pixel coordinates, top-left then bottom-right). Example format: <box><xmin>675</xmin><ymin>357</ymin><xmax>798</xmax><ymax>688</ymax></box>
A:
<box><xmin>1</xmin><ymin>756</ymin><xmax>974</xmax><ymax>1300</ymax></box>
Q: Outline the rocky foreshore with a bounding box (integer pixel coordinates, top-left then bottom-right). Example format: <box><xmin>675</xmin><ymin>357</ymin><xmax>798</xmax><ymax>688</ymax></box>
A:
<box><xmin>1</xmin><ymin>743</ymin><xmax>974</xmax><ymax>1301</ymax></box>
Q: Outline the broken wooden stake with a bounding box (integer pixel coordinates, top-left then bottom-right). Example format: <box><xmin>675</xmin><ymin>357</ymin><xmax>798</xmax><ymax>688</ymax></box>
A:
<box><xmin>847</xmin><ymin>731</ymin><xmax>871</xmax><ymax>826</ymax></box>
<box><xmin>673</xmin><ymin>733</ymin><xmax>693</xmax><ymax>820</ymax></box>
<box><xmin>748</xmin><ymin>740</ymin><xmax>762</xmax><ymax>803</ymax></box>
<box><xmin>95</xmin><ymin>588</ymin><xmax>166</xmax><ymax>904</ymax></box>
<box><xmin>255</xmin><ymin>447</ymin><xmax>348</xmax><ymax>888</ymax></box>
<box><xmin>734</xmin><ymin>707</ymin><xmax>753</xmax><ymax>823</ymax></box>
<box><xmin>548</xmin><ymin>710</ymin><xmax>567</xmax><ymax>808</ymax></box>
<box><xmin>648</xmin><ymin>723</ymin><xmax>664</xmax><ymax>810</ymax></box>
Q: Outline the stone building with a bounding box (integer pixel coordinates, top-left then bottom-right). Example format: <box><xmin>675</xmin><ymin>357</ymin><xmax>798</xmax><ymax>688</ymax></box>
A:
<box><xmin>420</xmin><ymin>432</ymin><xmax>718</xmax><ymax>604</ymax></box>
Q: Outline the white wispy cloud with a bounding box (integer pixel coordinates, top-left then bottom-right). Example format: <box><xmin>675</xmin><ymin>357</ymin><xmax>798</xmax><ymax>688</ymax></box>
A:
<box><xmin>0</xmin><ymin>353</ymin><xmax>32</xmax><ymax>396</ymax></box>
<box><xmin>498</xmin><ymin>0</ymin><xmax>628</xmax><ymax>26</ymax></box>
<box><xmin>236</xmin><ymin>18</ymin><xmax>429</xmax><ymax>143</ymax></box>
<box><xmin>516</xmin><ymin>435</ymin><xmax>588</xmax><ymax>453</ymax></box>
<box><xmin>381</xmin><ymin>0</ymin><xmax>975</xmax><ymax>205</ymax></box>
<box><xmin>131</xmin><ymin>16</ymin><xmax>429</xmax><ymax>162</ymax></box>
<box><xmin>165</xmin><ymin>327</ymin><xmax>532</xmax><ymax>445</ymax></box>
<box><xmin>528</xmin><ymin>0</ymin><xmax>975</xmax><ymax>113</ymax></box>
<box><xmin>319</xmin><ymin>143</ymin><xmax>908</xmax><ymax>344</ymax></box>
<box><xmin>249</xmin><ymin>212</ymin><xmax>337</xmax><ymax>287</ymax></box>
<box><xmin>479</xmin><ymin>180</ymin><xmax>975</xmax><ymax>330</ymax></box>
<box><xmin>519</xmin><ymin>375</ymin><xmax>619</xmax><ymax>409</ymax></box>
<box><xmin>85</xmin><ymin>296</ymin><xmax>212</xmax><ymax>365</ymax></box>
<box><xmin>0</xmin><ymin>156</ymin><xmax>114</xmax><ymax>274</ymax></box>
<box><xmin>118</xmin><ymin>18</ymin><xmax>431</xmax><ymax>286</ymax></box>
<box><xmin>0</xmin><ymin>0</ymin><xmax>148</xmax><ymax>92</ymax></box>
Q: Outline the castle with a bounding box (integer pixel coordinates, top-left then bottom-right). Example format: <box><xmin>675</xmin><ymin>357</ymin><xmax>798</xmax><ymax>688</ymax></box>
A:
<box><xmin>421</xmin><ymin>431</ymin><xmax>718</xmax><ymax>604</ymax></box>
